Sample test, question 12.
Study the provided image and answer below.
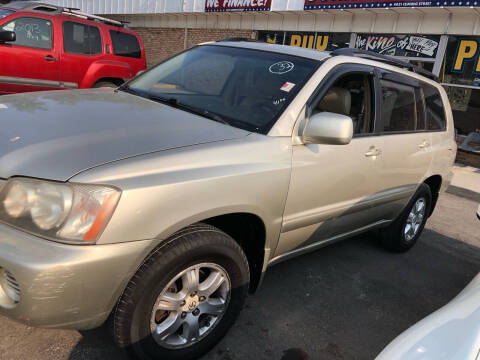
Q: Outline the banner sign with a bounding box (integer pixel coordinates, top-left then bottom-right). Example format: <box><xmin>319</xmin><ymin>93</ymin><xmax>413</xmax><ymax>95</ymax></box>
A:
<box><xmin>257</xmin><ymin>31</ymin><xmax>351</xmax><ymax>52</ymax></box>
<box><xmin>354</xmin><ymin>34</ymin><xmax>440</xmax><ymax>58</ymax></box>
<box><xmin>304</xmin><ymin>0</ymin><xmax>475</xmax><ymax>9</ymax></box>
<box><xmin>205</xmin><ymin>0</ymin><xmax>271</xmax><ymax>12</ymax></box>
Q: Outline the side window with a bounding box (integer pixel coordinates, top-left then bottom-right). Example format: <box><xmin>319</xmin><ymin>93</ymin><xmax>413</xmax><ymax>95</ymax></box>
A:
<box><xmin>63</xmin><ymin>21</ymin><xmax>102</xmax><ymax>55</ymax></box>
<box><xmin>1</xmin><ymin>17</ymin><xmax>52</xmax><ymax>49</ymax></box>
<box><xmin>380</xmin><ymin>80</ymin><xmax>416</xmax><ymax>132</ymax></box>
<box><xmin>109</xmin><ymin>30</ymin><xmax>141</xmax><ymax>58</ymax></box>
<box><xmin>421</xmin><ymin>83</ymin><xmax>446</xmax><ymax>131</ymax></box>
<box><xmin>313</xmin><ymin>73</ymin><xmax>374</xmax><ymax>135</ymax></box>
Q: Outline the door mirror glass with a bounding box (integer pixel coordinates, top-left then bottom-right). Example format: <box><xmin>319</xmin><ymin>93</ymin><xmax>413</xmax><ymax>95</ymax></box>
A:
<box><xmin>0</xmin><ymin>30</ymin><xmax>15</xmax><ymax>43</ymax></box>
<box><xmin>302</xmin><ymin>112</ymin><xmax>353</xmax><ymax>145</ymax></box>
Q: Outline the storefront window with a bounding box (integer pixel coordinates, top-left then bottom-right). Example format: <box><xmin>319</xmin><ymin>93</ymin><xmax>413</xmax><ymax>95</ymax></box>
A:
<box><xmin>442</xmin><ymin>36</ymin><xmax>480</xmax><ymax>87</ymax></box>
<box><xmin>257</xmin><ymin>31</ymin><xmax>350</xmax><ymax>51</ymax></box>
<box><xmin>442</xmin><ymin>36</ymin><xmax>480</xmax><ymax>135</ymax></box>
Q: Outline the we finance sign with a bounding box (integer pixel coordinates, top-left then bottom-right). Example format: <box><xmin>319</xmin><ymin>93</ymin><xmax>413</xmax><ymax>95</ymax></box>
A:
<box><xmin>205</xmin><ymin>0</ymin><xmax>272</xmax><ymax>12</ymax></box>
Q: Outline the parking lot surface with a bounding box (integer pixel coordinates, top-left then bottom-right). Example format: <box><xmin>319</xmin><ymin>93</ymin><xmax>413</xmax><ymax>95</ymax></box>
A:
<box><xmin>0</xmin><ymin>191</ymin><xmax>479</xmax><ymax>360</ymax></box>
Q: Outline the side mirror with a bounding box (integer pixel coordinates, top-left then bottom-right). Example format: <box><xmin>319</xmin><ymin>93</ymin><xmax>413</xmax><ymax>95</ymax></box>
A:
<box><xmin>0</xmin><ymin>30</ymin><xmax>15</xmax><ymax>43</ymax></box>
<box><xmin>302</xmin><ymin>112</ymin><xmax>353</xmax><ymax>145</ymax></box>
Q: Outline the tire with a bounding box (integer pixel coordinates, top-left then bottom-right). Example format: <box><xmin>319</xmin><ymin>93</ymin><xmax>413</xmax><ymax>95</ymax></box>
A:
<box><xmin>93</xmin><ymin>81</ymin><xmax>119</xmax><ymax>89</ymax></box>
<box><xmin>379</xmin><ymin>183</ymin><xmax>432</xmax><ymax>253</ymax></box>
<box><xmin>113</xmin><ymin>223</ymin><xmax>250</xmax><ymax>360</ymax></box>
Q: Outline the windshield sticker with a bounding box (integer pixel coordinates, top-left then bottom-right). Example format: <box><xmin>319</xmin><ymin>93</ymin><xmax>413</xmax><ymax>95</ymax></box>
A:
<box><xmin>269</xmin><ymin>61</ymin><xmax>295</xmax><ymax>74</ymax></box>
<box><xmin>280</xmin><ymin>82</ymin><xmax>296</xmax><ymax>93</ymax></box>
<box><xmin>0</xmin><ymin>104</ymin><xmax>7</xmax><ymax>109</ymax></box>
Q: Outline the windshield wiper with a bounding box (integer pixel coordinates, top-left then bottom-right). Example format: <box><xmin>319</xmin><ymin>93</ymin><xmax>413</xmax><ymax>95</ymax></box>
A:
<box><xmin>148</xmin><ymin>94</ymin><xmax>231</xmax><ymax>126</ymax></box>
<box><xmin>117</xmin><ymin>84</ymin><xmax>144</xmax><ymax>97</ymax></box>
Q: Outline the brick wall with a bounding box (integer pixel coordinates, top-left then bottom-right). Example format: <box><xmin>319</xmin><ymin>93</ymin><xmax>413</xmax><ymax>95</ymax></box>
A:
<box><xmin>132</xmin><ymin>27</ymin><xmax>256</xmax><ymax>67</ymax></box>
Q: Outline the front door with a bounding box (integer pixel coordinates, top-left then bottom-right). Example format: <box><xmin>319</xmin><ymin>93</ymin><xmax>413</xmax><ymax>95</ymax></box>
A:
<box><xmin>275</xmin><ymin>66</ymin><xmax>386</xmax><ymax>257</ymax></box>
<box><xmin>0</xmin><ymin>15</ymin><xmax>60</xmax><ymax>94</ymax></box>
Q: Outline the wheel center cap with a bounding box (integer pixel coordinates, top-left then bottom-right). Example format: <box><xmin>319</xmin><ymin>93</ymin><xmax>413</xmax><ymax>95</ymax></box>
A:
<box><xmin>182</xmin><ymin>295</ymin><xmax>199</xmax><ymax>313</ymax></box>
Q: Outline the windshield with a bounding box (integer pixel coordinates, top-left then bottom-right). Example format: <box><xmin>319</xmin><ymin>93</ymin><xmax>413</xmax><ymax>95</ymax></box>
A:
<box><xmin>0</xmin><ymin>9</ymin><xmax>14</xmax><ymax>19</ymax></box>
<box><xmin>125</xmin><ymin>45</ymin><xmax>319</xmax><ymax>134</ymax></box>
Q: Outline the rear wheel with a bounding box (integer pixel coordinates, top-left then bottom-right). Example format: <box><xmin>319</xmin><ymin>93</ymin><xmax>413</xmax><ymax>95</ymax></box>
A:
<box><xmin>113</xmin><ymin>224</ymin><xmax>250</xmax><ymax>360</ymax></box>
<box><xmin>379</xmin><ymin>183</ymin><xmax>432</xmax><ymax>252</ymax></box>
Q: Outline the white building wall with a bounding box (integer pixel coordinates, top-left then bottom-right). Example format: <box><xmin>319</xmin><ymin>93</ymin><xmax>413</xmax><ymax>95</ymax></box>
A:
<box><xmin>42</xmin><ymin>0</ymin><xmax>480</xmax><ymax>35</ymax></box>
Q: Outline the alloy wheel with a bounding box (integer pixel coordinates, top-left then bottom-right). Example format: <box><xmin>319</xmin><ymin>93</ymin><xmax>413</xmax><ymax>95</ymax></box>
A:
<box><xmin>150</xmin><ymin>263</ymin><xmax>231</xmax><ymax>349</ymax></box>
<box><xmin>404</xmin><ymin>197</ymin><xmax>426</xmax><ymax>241</ymax></box>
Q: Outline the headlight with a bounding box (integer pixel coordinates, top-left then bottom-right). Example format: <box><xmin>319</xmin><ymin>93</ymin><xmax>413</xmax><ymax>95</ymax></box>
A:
<box><xmin>0</xmin><ymin>178</ymin><xmax>121</xmax><ymax>244</ymax></box>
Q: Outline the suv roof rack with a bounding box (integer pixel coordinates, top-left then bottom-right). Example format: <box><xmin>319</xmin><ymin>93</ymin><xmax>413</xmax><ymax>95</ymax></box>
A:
<box><xmin>1</xmin><ymin>1</ymin><xmax>125</xmax><ymax>28</ymax></box>
<box><xmin>62</xmin><ymin>7</ymin><xmax>125</xmax><ymax>28</ymax></box>
<box><xmin>331</xmin><ymin>48</ymin><xmax>438</xmax><ymax>81</ymax></box>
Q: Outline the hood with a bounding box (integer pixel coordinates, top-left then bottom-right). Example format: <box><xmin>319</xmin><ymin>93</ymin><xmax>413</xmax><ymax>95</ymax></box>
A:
<box><xmin>0</xmin><ymin>89</ymin><xmax>250</xmax><ymax>181</ymax></box>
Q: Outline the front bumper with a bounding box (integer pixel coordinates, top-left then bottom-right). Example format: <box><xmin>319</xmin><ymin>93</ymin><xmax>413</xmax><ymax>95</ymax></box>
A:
<box><xmin>0</xmin><ymin>224</ymin><xmax>155</xmax><ymax>330</ymax></box>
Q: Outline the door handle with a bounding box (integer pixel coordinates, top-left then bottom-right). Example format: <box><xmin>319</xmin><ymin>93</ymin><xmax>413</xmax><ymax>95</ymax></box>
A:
<box><xmin>365</xmin><ymin>147</ymin><xmax>382</xmax><ymax>157</ymax></box>
<box><xmin>418</xmin><ymin>140</ymin><xmax>430</xmax><ymax>149</ymax></box>
<box><xmin>44</xmin><ymin>55</ymin><xmax>57</xmax><ymax>62</ymax></box>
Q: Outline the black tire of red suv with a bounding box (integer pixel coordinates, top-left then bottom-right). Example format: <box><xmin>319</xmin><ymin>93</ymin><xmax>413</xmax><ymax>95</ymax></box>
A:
<box><xmin>93</xmin><ymin>81</ymin><xmax>119</xmax><ymax>88</ymax></box>
<box><xmin>112</xmin><ymin>223</ymin><xmax>250</xmax><ymax>360</ymax></box>
<box><xmin>379</xmin><ymin>183</ymin><xmax>432</xmax><ymax>253</ymax></box>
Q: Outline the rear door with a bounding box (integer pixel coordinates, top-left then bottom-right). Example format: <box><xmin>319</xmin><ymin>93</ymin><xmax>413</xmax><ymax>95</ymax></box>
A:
<box><xmin>0</xmin><ymin>14</ymin><xmax>60</xmax><ymax>94</ymax></box>
<box><xmin>376</xmin><ymin>70</ymin><xmax>433</xmax><ymax>219</ymax></box>
<box><xmin>60</xmin><ymin>19</ymin><xmax>104</xmax><ymax>88</ymax></box>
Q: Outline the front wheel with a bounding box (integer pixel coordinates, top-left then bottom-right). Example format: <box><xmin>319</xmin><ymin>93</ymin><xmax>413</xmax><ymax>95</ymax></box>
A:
<box><xmin>379</xmin><ymin>183</ymin><xmax>432</xmax><ymax>253</ymax></box>
<box><xmin>113</xmin><ymin>224</ymin><xmax>250</xmax><ymax>360</ymax></box>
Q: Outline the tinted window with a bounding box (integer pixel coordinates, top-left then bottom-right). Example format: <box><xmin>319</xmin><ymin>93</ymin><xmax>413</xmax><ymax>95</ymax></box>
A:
<box><xmin>110</xmin><ymin>30</ymin><xmax>141</xmax><ymax>58</ymax></box>
<box><xmin>0</xmin><ymin>9</ymin><xmax>14</xmax><ymax>19</ymax></box>
<box><xmin>314</xmin><ymin>73</ymin><xmax>374</xmax><ymax>135</ymax></box>
<box><xmin>63</xmin><ymin>21</ymin><xmax>102</xmax><ymax>55</ymax></box>
<box><xmin>126</xmin><ymin>45</ymin><xmax>319</xmax><ymax>134</ymax></box>
<box><xmin>381</xmin><ymin>80</ymin><xmax>416</xmax><ymax>132</ymax></box>
<box><xmin>1</xmin><ymin>17</ymin><xmax>52</xmax><ymax>49</ymax></box>
<box><xmin>422</xmin><ymin>83</ymin><xmax>446</xmax><ymax>131</ymax></box>
<box><xmin>415</xmin><ymin>88</ymin><xmax>426</xmax><ymax>131</ymax></box>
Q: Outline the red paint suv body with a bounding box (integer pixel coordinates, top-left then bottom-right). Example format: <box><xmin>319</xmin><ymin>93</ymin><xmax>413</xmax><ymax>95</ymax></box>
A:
<box><xmin>0</xmin><ymin>2</ymin><xmax>146</xmax><ymax>94</ymax></box>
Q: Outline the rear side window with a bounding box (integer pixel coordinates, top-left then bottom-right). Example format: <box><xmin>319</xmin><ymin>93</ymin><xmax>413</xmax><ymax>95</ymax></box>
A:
<box><xmin>381</xmin><ymin>80</ymin><xmax>416</xmax><ymax>132</ymax></box>
<box><xmin>110</xmin><ymin>30</ymin><xmax>141</xmax><ymax>58</ymax></box>
<box><xmin>1</xmin><ymin>17</ymin><xmax>52</xmax><ymax>49</ymax></box>
<box><xmin>421</xmin><ymin>83</ymin><xmax>446</xmax><ymax>131</ymax></box>
<box><xmin>63</xmin><ymin>21</ymin><xmax>102</xmax><ymax>55</ymax></box>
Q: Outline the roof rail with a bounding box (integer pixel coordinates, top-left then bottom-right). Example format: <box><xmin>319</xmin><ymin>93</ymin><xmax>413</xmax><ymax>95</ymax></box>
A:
<box><xmin>216</xmin><ymin>37</ymin><xmax>260</xmax><ymax>43</ymax></box>
<box><xmin>62</xmin><ymin>7</ymin><xmax>125</xmax><ymax>28</ymax></box>
<box><xmin>331</xmin><ymin>48</ymin><xmax>438</xmax><ymax>81</ymax></box>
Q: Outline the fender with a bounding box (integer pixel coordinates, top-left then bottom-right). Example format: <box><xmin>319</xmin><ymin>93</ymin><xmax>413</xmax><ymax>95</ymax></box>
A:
<box><xmin>80</xmin><ymin>60</ymin><xmax>134</xmax><ymax>88</ymax></box>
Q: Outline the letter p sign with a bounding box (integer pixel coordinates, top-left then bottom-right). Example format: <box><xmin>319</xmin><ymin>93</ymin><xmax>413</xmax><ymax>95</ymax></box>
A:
<box><xmin>453</xmin><ymin>40</ymin><xmax>479</xmax><ymax>73</ymax></box>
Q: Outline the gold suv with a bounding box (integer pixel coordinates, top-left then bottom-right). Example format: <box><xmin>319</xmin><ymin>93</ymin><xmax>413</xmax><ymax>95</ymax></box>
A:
<box><xmin>0</xmin><ymin>41</ymin><xmax>456</xmax><ymax>359</ymax></box>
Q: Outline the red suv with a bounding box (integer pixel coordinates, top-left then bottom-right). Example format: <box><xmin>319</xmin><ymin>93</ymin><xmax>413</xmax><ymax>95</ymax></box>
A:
<box><xmin>0</xmin><ymin>1</ymin><xmax>146</xmax><ymax>94</ymax></box>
